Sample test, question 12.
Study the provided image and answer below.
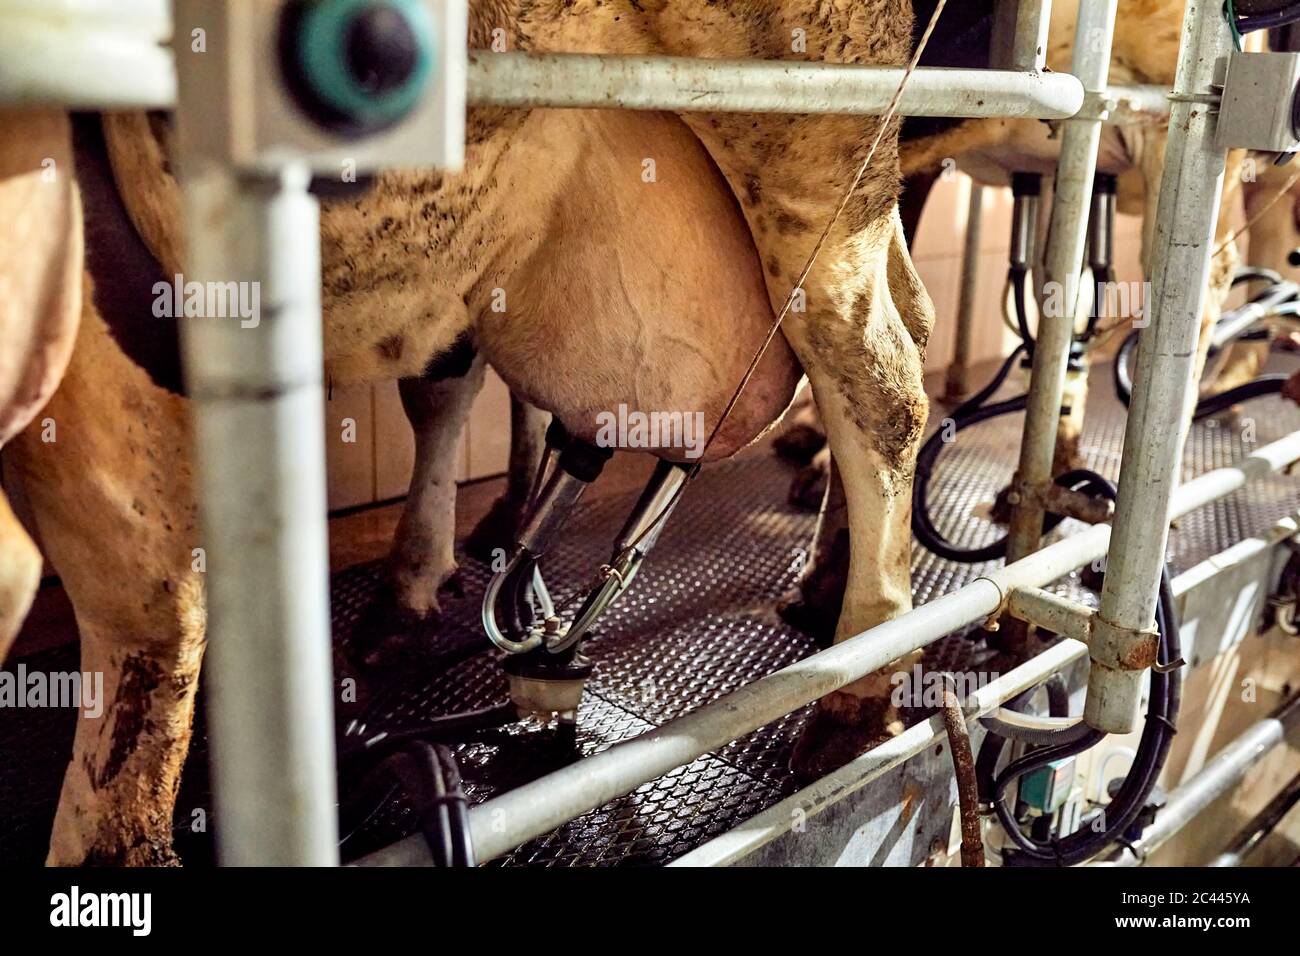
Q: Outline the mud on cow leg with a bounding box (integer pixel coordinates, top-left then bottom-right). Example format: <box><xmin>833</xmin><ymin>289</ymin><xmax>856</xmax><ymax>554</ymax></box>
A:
<box><xmin>361</xmin><ymin>352</ymin><xmax>486</xmax><ymax>669</ymax></box>
<box><xmin>786</xmin><ymin>225</ymin><xmax>932</xmax><ymax>779</ymax></box>
<box><xmin>768</xmin><ymin>213</ymin><xmax>933</xmax><ymax>783</ymax></box>
<box><xmin>464</xmin><ymin>393</ymin><xmax>548</xmax><ymax>562</ymax></box>
<box><xmin>6</xmin><ymin>309</ymin><xmax>203</xmax><ymax>865</ymax></box>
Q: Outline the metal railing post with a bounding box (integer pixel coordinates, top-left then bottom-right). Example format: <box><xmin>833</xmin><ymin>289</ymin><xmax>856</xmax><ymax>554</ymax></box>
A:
<box><xmin>1088</xmin><ymin>0</ymin><xmax>1234</xmax><ymax>733</ymax></box>
<box><xmin>1005</xmin><ymin>0</ymin><xmax>1118</xmax><ymax>573</ymax></box>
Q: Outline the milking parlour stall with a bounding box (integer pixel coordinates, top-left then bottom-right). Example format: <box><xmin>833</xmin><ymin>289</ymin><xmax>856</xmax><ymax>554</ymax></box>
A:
<box><xmin>0</xmin><ymin>0</ymin><xmax>1298</xmax><ymax>938</ymax></box>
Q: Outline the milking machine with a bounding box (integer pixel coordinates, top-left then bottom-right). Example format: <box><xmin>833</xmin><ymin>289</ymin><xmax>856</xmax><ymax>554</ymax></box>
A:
<box><xmin>341</xmin><ymin>419</ymin><xmax>696</xmax><ymax>861</ymax></box>
<box><xmin>912</xmin><ymin>120</ymin><xmax>1300</xmax><ymax>860</ymax></box>
<box><xmin>480</xmin><ymin>420</ymin><xmax>691</xmax><ymax>723</ymax></box>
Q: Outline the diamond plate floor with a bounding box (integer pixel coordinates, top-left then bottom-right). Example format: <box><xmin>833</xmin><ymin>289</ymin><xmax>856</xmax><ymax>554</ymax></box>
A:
<box><xmin>2</xmin><ymin>365</ymin><xmax>1299</xmax><ymax>866</ymax></box>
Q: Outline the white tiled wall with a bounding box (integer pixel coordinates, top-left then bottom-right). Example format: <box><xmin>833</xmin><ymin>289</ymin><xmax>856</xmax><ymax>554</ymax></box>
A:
<box><xmin>913</xmin><ymin>173</ymin><xmax>1147</xmax><ymax>376</ymax></box>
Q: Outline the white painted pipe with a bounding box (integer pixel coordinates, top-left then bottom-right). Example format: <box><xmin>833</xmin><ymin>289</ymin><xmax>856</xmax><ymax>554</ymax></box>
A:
<box><xmin>181</xmin><ymin>163</ymin><xmax>339</xmax><ymax>866</ymax></box>
<box><xmin>1089</xmin><ymin>0</ymin><xmax>1235</xmax><ymax>734</ymax></box>
<box><xmin>356</xmin><ymin>430</ymin><xmax>1300</xmax><ymax>866</ymax></box>
<box><xmin>0</xmin><ymin>0</ymin><xmax>174</xmax><ymax>108</ymax></box>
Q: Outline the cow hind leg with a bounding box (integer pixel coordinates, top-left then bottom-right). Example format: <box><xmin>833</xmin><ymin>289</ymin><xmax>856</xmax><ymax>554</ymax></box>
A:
<box><xmin>782</xmin><ymin>214</ymin><xmax>934</xmax><ymax>781</ymax></box>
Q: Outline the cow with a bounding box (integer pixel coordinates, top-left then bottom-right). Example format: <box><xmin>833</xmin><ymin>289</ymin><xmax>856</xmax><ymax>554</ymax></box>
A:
<box><xmin>0</xmin><ymin>110</ymin><xmax>82</xmax><ymax>664</ymax></box>
<box><xmin>2</xmin><ymin>0</ymin><xmax>939</xmax><ymax>864</ymax></box>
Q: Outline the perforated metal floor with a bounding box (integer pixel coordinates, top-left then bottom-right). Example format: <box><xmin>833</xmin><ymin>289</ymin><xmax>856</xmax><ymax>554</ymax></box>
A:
<box><xmin>2</xmin><ymin>367</ymin><xmax>1299</xmax><ymax>866</ymax></box>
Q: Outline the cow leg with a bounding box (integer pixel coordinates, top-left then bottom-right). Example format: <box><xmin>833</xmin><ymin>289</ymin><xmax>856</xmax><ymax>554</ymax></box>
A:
<box><xmin>776</xmin><ymin>170</ymin><xmax>937</xmax><ymax>511</ymax></box>
<box><xmin>779</xmin><ymin>212</ymin><xmax>933</xmax><ymax>779</ymax></box>
<box><xmin>7</xmin><ymin>305</ymin><xmax>202</xmax><ymax>866</ymax></box>
<box><xmin>464</xmin><ymin>392</ymin><xmax>548</xmax><ymax>561</ymax></box>
<box><xmin>360</xmin><ymin>356</ymin><xmax>486</xmax><ymax>667</ymax></box>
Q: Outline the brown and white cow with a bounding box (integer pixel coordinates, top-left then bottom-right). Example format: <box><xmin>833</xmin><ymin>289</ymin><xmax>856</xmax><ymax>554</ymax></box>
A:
<box><xmin>2</xmin><ymin>1</ymin><xmax>936</xmax><ymax>864</ymax></box>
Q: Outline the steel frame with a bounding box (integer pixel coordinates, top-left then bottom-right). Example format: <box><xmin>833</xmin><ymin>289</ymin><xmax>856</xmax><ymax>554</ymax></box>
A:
<box><xmin>0</xmin><ymin>0</ymin><xmax>1281</xmax><ymax>866</ymax></box>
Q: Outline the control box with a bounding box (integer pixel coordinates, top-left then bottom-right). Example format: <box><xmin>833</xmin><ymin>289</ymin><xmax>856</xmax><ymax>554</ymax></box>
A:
<box><xmin>1216</xmin><ymin>50</ymin><xmax>1300</xmax><ymax>154</ymax></box>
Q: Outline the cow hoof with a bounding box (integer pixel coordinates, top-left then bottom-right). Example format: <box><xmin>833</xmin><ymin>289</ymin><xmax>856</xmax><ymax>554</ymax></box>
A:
<box><xmin>776</xmin><ymin>590</ymin><xmax>836</xmax><ymax>648</ymax></box>
<box><xmin>787</xmin><ymin>460</ymin><xmax>828</xmax><ymax>511</ymax></box>
<box><xmin>352</xmin><ymin>574</ymin><xmax>462</xmax><ymax>671</ymax></box>
<box><xmin>788</xmin><ymin>692</ymin><xmax>902</xmax><ymax>784</ymax></box>
<box><xmin>464</xmin><ymin>495</ymin><xmax>524</xmax><ymax>564</ymax></box>
<box><xmin>772</xmin><ymin>422</ymin><xmax>827</xmax><ymax>464</ymax></box>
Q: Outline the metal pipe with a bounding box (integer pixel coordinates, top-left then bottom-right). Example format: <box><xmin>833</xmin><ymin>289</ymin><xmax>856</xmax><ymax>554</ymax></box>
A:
<box><xmin>1007</xmin><ymin>586</ymin><xmax>1095</xmax><ymax>645</ymax></box>
<box><xmin>1099</xmin><ymin>695</ymin><xmax>1300</xmax><ymax>866</ymax></box>
<box><xmin>944</xmin><ymin>183</ymin><xmax>985</xmax><ymax>402</ymax></box>
<box><xmin>680</xmin><ymin>500</ymin><xmax>1300</xmax><ymax>866</ymax></box>
<box><xmin>179</xmin><ymin>163</ymin><xmax>339</xmax><ymax>865</ymax></box>
<box><xmin>1089</xmin><ymin>0</ymin><xmax>1234</xmax><ymax>734</ymax></box>
<box><xmin>1208</xmin><ymin>772</ymin><xmax>1300</xmax><ymax>867</ymax></box>
<box><xmin>1006</xmin><ymin>0</ymin><xmax>1118</xmax><ymax>568</ymax></box>
<box><xmin>1009</xmin><ymin>0</ymin><xmax>1053</xmax><ymax>72</ymax></box>
<box><xmin>466</xmin><ymin>54</ymin><xmax>1084</xmax><ymax>118</ymax></box>
<box><xmin>357</xmin><ymin>429</ymin><xmax>1300</xmax><ymax>866</ymax></box>
<box><xmin>941</xmin><ymin>678</ymin><xmax>986</xmax><ymax>867</ymax></box>
<box><xmin>1086</xmin><ymin>85</ymin><xmax>1172</xmax><ymax>123</ymax></box>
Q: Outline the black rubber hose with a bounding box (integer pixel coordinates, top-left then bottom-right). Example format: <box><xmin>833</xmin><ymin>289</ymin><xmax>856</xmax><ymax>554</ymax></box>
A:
<box><xmin>913</xmin><ymin>388</ymin><xmax>1112</xmax><ymax>563</ymax></box>
<box><xmin>992</xmin><ymin>500</ymin><xmax>1183</xmax><ymax>866</ymax></box>
<box><xmin>1238</xmin><ymin>3</ymin><xmax>1300</xmax><ymax>33</ymax></box>
<box><xmin>1012</xmin><ymin>266</ymin><xmax>1036</xmax><ymax>353</ymax></box>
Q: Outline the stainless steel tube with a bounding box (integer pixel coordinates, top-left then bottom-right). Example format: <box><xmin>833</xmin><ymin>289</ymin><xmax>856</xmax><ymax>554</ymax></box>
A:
<box><xmin>1089</xmin><ymin>0</ymin><xmax>1234</xmax><ymax>734</ymax></box>
<box><xmin>1006</xmin><ymin>0</ymin><xmax>1117</xmax><ymax>565</ymax></box>
<box><xmin>945</xmin><ymin>183</ymin><xmax>985</xmax><ymax>402</ymax></box>
<box><xmin>1010</xmin><ymin>0</ymin><xmax>1053</xmax><ymax>71</ymax></box>
<box><xmin>181</xmin><ymin>164</ymin><xmax>339</xmax><ymax>865</ymax></box>
<box><xmin>1208</xmin><ymin>772</ymin><xmax>1300</xmax><ymax>867</ymax></box>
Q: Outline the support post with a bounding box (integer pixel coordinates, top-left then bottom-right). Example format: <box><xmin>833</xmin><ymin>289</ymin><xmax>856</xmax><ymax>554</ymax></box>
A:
<box><xmin>944</xmin><ymin>182</ymin><xmax>985</xmax><ymax>402</ymax></box>
<box><xmin>1088</xmin><ymin>0</ymin><xmax>1233</xmax><ymax>734</ymax></box>
<box><xmin>180</xmin><ymin>163</ymin><xmax>339</xmax><ymax>865</ymax></box>
<box><xmin>1006</xmin><ymin>0</ymin><xmax>1117</xmax><ymax>570</ymax></box>
<box><xmin>995</xmin><ymin>0</ymin><xmax>1053</xmax><ymax>72</ymax></box>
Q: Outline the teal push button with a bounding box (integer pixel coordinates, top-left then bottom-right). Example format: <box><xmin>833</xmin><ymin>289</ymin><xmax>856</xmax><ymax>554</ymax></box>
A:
<box><xmin>282</xmin><ymin>0</ymin><xmax>436</xmax><ymax>134</ymax></box>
